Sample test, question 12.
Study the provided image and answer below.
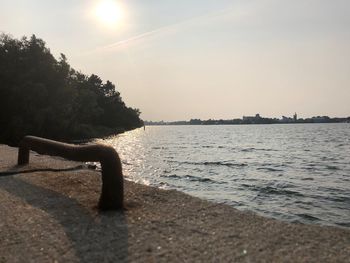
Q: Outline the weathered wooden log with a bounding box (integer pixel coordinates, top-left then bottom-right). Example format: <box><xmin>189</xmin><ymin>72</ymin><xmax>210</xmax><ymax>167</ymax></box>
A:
<box><xmin>18</xmin><ymin>135</ymin><xmax>123</xmax><ymax>210</ymax></box>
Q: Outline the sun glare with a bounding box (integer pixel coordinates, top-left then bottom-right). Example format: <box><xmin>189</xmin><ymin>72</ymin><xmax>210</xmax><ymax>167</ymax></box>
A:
<box><xmin>95</xmin><ymin>0</ymin><xmax>123</xmax><ymax>27</ymax></box>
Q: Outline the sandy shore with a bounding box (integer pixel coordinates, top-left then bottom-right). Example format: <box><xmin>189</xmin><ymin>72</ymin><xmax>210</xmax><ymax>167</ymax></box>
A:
<box><xmin>0</xmin><ymin>144</ymin><xmax>349</xmax><ymax>262</ymax></box>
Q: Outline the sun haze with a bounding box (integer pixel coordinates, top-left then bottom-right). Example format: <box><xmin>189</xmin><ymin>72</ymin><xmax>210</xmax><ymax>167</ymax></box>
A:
<box><xmin>94</xmin><ymin>0</ymin><xmax>123</xmax><ymax>27</ymax></box>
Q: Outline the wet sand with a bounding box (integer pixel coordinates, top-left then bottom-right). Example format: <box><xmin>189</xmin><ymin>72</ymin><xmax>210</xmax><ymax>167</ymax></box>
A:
<box><xmin>0</xmin><ymin>144</ymin><xmax>349</xmax><ymax>262</ymax></box>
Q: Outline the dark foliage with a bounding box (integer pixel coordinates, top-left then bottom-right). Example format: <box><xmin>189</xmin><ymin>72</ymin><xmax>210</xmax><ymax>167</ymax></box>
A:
<box><xmin>0</xmin><ymin>34</ymin><xmax>143</xmax><ymax>146</ymax></box>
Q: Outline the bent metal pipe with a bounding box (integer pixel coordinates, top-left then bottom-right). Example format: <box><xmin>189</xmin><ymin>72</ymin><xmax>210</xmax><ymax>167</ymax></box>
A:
<box><xmin>17</xmin><ymin>135</ymin><xmax>123</xmax><ymax>210</ymax></box>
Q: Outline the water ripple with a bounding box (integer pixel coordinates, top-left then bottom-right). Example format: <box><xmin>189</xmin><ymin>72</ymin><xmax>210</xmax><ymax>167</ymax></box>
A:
<box><xmin>99</xmin><ymin>123</ymin><xmax>350</xmax><ymax>228</ymax></box>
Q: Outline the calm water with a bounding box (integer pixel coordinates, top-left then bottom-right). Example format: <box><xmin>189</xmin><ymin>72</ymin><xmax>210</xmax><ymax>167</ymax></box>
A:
<box><xmin>96</xmin><ymin>124</ymin><xmax>350</xmax><ymax>228</ymax></box>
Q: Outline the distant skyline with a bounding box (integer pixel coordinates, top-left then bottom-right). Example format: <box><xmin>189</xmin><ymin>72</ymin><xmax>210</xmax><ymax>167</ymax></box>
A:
<box><xmin>1</xmin><ymin>0</ymin><xmax>349</xmax><ymax>121</ymax></box>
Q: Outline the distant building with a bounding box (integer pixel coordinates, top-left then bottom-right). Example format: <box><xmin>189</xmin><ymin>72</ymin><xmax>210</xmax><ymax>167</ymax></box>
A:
<box><xmin>189</xmin><ymin>119</ymin><xmax>202</xmax><ymax>125</ymax></box>
<box><xmin>293</xmin><ymin>113</ymin><xmax>297</xmax><ymax>122</ymax></box>
<box><xmin>281</xmin><ymin>116</ymin><xmax>293</xmax><ymax>123</ymax></box>
<box><xmin>242</xmin><ymin>114</ymin><xmax>263</xmax><ymax>124</ymax></box>
<box><xmin>311</xmin><ymin>116</ymin><xmax>330</xmax><ymax>123</ymax></box>
<box><xmin>243</xmin><ymin>114</ymin><xmax>261</xmax><ymax>121</ymax></box>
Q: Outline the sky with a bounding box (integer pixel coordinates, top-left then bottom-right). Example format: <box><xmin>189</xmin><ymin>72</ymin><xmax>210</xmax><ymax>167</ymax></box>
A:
<box><xmin>1</xmin><ymin>0</ymin><xmax>349</xmax><ymax>121</ymax></box>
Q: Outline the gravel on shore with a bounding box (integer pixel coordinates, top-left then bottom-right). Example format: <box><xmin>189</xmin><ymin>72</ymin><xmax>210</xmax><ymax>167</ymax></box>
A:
<box><xmin>0</xmin><ymin>144</ymin><xmax>349</xmax><ymax>262</ymax></box>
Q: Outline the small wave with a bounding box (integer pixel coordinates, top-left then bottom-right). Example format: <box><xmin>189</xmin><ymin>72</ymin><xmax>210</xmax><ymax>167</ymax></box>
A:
<box><xmin>174</xmin><ymin>146</ymin><xmax>187</xmax><ymax>149</ymax></box>
<box><xmin>158</xmin><ymin>181</ymin><xmax>170</xmax><ymax>189</ymax></box>
<box><xmin>202</xmin><ymin>161</ymin><xmax>247</xmax><ymax>167</ymax></box>
<box><xmin>327</xmin><ymin>196</ymin><xmax>350</xmax><ymax>202</ymax></box>
<box><xmin>185</xmin><ymin>175</ymin><xmax>215</xmax><ymax>183</ymax></box>
<box><xmin>257</xmin><ymin>167</ymin><xmax>284</xmax><ymax>172</ymax></box>
<box><xmin>166</xmin><ymin>174</ymin><xmax>216</xmax><ymax>183</ymax></box>
<box><xmin>321</xmin><ymin>156</ymin><xmax>336</xmax><ymax>161</ymax></box>
<box><xmin>337</xmin><ymin>222</ymin><xmax>350</xmax><ymax>228</ymax></box>
<box><xmin>243</xmin><ymin>184</ymin><xmax>304</xmax><ymax>197</ymax></box>
<box><xmin>167</xmin><ymin>174</ymin><xmax>181</xmax><ymax>179</ymax></box>
<box><xmin>152</xmin><ymin>146</ymin><xmax>168</xmax><ymax>150</ymax></box>
<box><xmin>303</xmin><ymin>166</ymin><xmax>316</xmax><ymax>171</ymax></box>
<box><xmin>301</xmin><ymin>177</ymin><xmax>314</xmax><ymax>181</ymax></box>
<box><xmin>166</xmin><ymin>160</ymin><xmax>247</xmax><ymax>168</ymax></box>
<box><xmin>296</xmin><ymin>213</ymin><xmax>320</xmax><ymax>222</ymax></box>
<box><xmin>241</xmin><ymin>147</ymin><xmax>278</xmax><ymax>152</ymax></box>
<box><xmin>325</xmin><ymin>165</ymin><xmax>340</xmax><ymax>170</ymax></box>
<box><xmin>241</xmin><ymin>148</ymin><xmax>253</xmax><ymax>152</ymax></box>
<box><xmin>260</xmin><ymin>187</ymin><xmax>303</xmax><ymax>197</ymax></box>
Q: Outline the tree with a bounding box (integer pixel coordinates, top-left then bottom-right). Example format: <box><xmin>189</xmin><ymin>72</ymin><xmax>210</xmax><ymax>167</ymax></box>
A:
<box><xmin>0</xmin><ymin>33</ymin><xmax>143</xmax><ymax>145</ymax></box>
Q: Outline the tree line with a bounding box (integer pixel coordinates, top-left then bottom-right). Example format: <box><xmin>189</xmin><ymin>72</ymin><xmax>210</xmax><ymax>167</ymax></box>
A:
<box><xmin>0</xmin><ymin>34</ymin><xmax>143</xmax><ymax>146</ymax></box>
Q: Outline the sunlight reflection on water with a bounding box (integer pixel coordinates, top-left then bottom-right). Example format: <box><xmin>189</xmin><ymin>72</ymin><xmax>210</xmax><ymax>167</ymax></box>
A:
<box><xmin>94</xmin><ymin>123</ymin><xmax>350</xmax><ymax>228</ymax></box>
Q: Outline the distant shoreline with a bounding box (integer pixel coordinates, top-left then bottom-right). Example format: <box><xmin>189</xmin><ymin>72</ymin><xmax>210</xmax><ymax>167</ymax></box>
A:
<box><xmin>145</xmin><ymin>114</ymin><xmax>350</xmax><ymax>126</ymax></box>
<box><xmin>145</xmin><ymin>121</ymin><xmax>350</xmax><ymax>126</ymax></box>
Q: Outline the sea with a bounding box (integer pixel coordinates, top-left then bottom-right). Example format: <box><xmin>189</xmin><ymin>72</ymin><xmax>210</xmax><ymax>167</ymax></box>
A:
<box><xmin>95</xmin><ymin>123</ymin><xmax>350</xmax><ymax>228</ymax></box>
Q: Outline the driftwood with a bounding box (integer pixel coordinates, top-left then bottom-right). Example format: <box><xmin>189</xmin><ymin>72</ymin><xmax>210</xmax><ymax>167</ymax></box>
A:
<box><xmin>17</xmin><ymin>135</ymin><xmax>123</xmax><ymax>210</ymax></box>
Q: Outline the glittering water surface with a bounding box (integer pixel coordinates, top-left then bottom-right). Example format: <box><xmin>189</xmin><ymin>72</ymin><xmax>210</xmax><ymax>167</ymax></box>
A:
<box><xmin>95</xmin><ymin>124</ymin><xmax>350</xmax><ymax>228</ymax></box>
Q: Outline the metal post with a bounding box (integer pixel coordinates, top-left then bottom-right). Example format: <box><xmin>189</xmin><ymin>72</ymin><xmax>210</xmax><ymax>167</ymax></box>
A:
<box><xmin>18</xmin><ymin>135</ymin><xmax>123</xmax><ymax>210</ymax></box>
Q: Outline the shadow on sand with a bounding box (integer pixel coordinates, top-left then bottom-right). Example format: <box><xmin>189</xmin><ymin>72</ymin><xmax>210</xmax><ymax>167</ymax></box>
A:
<box><xmin>0</xmin><ymin>174</ymin><xmax>129</xmax><ymax>262</ymax></box>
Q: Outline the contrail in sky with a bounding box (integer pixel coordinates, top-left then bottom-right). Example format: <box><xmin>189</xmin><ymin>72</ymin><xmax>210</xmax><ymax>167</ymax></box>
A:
<box><xmin>87</xmin><ymin>5</ymin><xmax>236</xmax><ymax>54</ymax></box>
<box><xmin>99</xmin><ymin>24</ymin><xmax>173</xmax><ymax>51</ymax></box>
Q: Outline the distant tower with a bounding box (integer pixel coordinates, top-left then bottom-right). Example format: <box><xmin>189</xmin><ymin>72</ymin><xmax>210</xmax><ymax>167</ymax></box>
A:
<box><xmin>293</xmin><ymin>112</ymin><xmax>297</xmax><ymax>122</ymax></box>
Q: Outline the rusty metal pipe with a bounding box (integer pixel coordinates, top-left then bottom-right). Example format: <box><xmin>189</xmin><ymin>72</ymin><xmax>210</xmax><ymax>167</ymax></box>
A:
<box><xmin>18</xmin><ymin>135</ymin><xmax>123</xmax><ymax>210</ymax></box>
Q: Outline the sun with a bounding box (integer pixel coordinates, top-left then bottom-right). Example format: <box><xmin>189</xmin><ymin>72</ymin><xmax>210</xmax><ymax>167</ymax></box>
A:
<box><xmin>95</xmin><ymin>0</ymin><xmax>123</xmax><ymax>27</ymax></box>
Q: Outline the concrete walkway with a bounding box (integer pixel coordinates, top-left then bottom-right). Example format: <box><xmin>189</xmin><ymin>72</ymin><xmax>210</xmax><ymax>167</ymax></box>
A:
<box><xmin>0</xmin><ymin>145</ymin><xmax>349</xmax><ymax>262</ymax></box>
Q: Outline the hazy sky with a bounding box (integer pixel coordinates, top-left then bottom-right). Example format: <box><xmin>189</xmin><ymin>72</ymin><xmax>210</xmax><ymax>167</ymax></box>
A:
<box><xmin>1</xmin><ymin>0</ymin><xmax>349</xmax><ymax>121</ymax></box>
